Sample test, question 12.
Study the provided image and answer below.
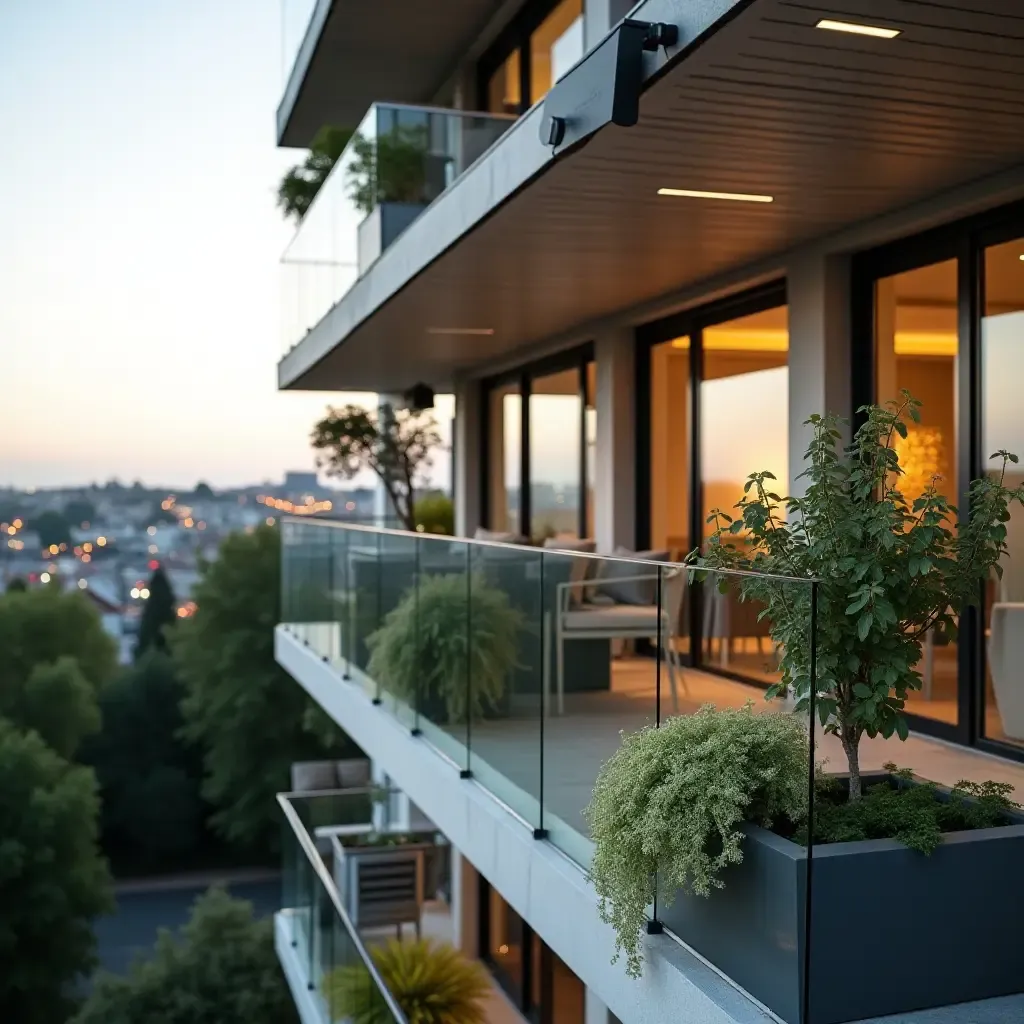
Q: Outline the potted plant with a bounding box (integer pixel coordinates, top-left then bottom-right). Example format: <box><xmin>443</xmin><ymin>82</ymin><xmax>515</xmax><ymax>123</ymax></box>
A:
<box><xmin>322</xmin><ymin>938</ymin><xmax>490</xmax><ymax>1024</ymax></box>
<box><xmin>365</xmin><ymin>571</ymin><xmax>523</xmax><ymax>724</ymax></box>
<box><xmin>587</xmin><ymin>395</ymin><xmax>1024</xmax><ymax>1023</ymax></box>
<box><xmin>345</xmin><ymin>124</ymin><xmax>432</xmax><ymax>216</ymax></box>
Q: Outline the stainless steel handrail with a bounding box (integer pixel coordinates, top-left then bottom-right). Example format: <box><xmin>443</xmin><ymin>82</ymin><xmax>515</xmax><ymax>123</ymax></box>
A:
<box><xmin>277</xmin><ymin>792</ymin><xmax>410</xmax><ymax>1024</ymax></box>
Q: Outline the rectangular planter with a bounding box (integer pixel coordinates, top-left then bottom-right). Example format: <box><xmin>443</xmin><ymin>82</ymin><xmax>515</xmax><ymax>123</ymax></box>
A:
<box><xmin>659</xmin><ymin>777</ymin><xmax>1024</xmax><ymax>1024</ymax></box>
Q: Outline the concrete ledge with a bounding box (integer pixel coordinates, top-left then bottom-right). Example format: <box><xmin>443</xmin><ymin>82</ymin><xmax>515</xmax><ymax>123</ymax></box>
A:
<box><xmin>276</xmin><ymin>626</ymin><xmax>774</xmax><ymax>1024</ymax></box>
<box><xmin>274</xmin><ymin>911</ymin><xmax>324</xmax><ymax>1024</ymax></box>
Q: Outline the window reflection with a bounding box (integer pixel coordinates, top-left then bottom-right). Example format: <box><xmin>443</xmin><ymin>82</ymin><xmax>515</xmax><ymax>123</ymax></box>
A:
<box><xmin>700</xmin><ymin>306</ymin><xmax>789</xmax><ymax>685</ymax></box>
<box><xmin>530</xmin><ymin>367</ymin><xmax>582</xmax><ymax>541</ymax></box>
<box><xmin>649</xmin><ymin>335</ymin><xmax>691</xmax><ymax>560</ymax></box>
<box><xmin>983</xmin><ymin>239</ymin><xmax>1024</xmax><ymax>747</ymax></box>
<box><xmin>875</xmin><ymin>259</ymin><xmax>959</xmax><ymax>726</ymax></box>
<box><xmin>487</xmin><ymin>49</ymin><xmax>521</xmax><ymax>115</ymax></box>
<box><xmin>488</xmin><ymin>383</ymin><xmax>521</xmax><ymax>534</ymax></box>
<box><xmin>530</xmin><ymin>0</ymin><xmax>583</xmax><ymax>100</ymax></box>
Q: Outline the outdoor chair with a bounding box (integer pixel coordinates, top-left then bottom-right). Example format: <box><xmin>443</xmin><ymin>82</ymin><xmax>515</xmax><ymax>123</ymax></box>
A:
<box><xmin>546</xmin><ymin>564</ymin><xmax>688</xmax><ymax>715</ymax></box>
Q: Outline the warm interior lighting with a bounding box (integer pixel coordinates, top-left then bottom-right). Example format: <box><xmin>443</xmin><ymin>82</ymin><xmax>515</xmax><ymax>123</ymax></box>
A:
<box><xmin>426</xmin><ymin>327</ymin><xmax>495</xmax><ymax>336</ymax></box>
<box><xmin>657</xmin><ymin>187</ymin><xmax>774</xmax><ymax>203</ymax></box>
<box><xmin>816</xmin><ymin>18</ymin><xmax>900</xmax><ymax>39</ymax></box>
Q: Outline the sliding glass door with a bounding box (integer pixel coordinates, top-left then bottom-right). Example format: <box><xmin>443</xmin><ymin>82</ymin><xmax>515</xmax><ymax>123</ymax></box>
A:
<box><xmin>852</xmin><ymin>198</ymin><xmax>1024</xmax><ymax>760</ymax></box>
<box><xmin>640</xmin><ymin>283</ymin><xmax>789</xmax><ymax>685</ymax></box>
<box><xmin>482</xmin><ymin>346</ymin><xmax>594</xmax><ymax>541</ymax></box>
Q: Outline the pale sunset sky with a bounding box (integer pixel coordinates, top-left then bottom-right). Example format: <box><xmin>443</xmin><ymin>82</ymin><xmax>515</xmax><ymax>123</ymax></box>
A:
<box><xmin>0</xmin><ymin>0</ymin><xmax>377</xmax><ymax>489</ymax></box>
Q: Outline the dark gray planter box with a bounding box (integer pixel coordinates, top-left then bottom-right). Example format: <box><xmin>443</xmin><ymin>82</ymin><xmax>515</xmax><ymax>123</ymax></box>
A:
<box><xmin>659</xmin><ymin>775</ymin><xmax>1024</xmax><ymax>1024</ymax></box>
<box><xmin>356</xmin><ymin>201</ymin><xmax>426</xmax><ymax>274</ymax></box>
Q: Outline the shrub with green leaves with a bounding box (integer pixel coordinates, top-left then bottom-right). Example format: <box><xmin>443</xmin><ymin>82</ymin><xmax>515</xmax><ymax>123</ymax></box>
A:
<box><xmin>803</xmin><ymin>764</ymin><xmax>1020</xmax><ymax>855</ymax></box>
<box><xmin>585</xmin><ymin>703</ymin><xmax>808</xmax><ymax>977</ymax></box>
<box><xmin>323</xmin><ymin>938</ymin><xmax>490</xmax><ymax>1024</ymax></box>
<box><xmin>366</xmin><ymin>572</ymin><xmax>522</xmax><ymax>723</ymax></box>
<box><xmin>696</xmin><ymin>393</ymin><xmax>1024</xmax><ymax>800</ymax></box>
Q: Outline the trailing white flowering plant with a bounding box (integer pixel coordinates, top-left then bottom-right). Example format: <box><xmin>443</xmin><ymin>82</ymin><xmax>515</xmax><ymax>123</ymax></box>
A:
<box><xmin>695</xmin><ymin>393</ymin><xmax>1024</xmax><ymax>802</ymax></box>
<box><xmin>585</xmin><ymin>703</ymin><xmax>808</xmax><ymax>977</ymax></box>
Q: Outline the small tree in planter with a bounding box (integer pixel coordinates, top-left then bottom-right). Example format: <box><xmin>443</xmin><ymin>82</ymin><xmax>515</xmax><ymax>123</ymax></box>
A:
<box><xmin>366</xmin><ymin>572</ymin><xmax>523</xmax><ymax>723</ymax></box>
<box><xmin>311</xmin><ymin>403</ymin><xmax>442</xmax><ymax>532</ymax></box>
<box><xmin>697</xmin><ymin>393</ymin><xmax>1024</xmax><ymax>800</ymax></box>
<box><xmin>346</xmin><ymin>125</ymin><xmax>431</xmax><ymax>216</ymax></box>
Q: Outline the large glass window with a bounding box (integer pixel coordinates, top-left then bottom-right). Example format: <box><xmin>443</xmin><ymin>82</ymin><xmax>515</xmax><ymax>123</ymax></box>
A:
<box><xmin>649</xmin><ymin>334</ymin><xmax>691</xmax><ymax>559</ymax></box>
<box><xmin>529</xmin><ymin>367</ymin><xmax>582</xmax><ymax>541</ymax></box>
<box><xmin>875</xmin><ymin>259</ymin><xmax>959</xmax><ymax>726</ymax></box>
<box><xmin>488</xmin><ymin>383</ymin><xmax>521</xmax><ymax>534</ymax></box>
<box><xmin>483</xmin><ymin>350</ymin><xmax>594</xmax><ymax>539</ymax></box>
<box><xmin>486</xmin><ymin>49</ymin><xmax>521</xmax><ymax>115</ymax></box>
<box><xmin>982</xmin><ymin>238</ymin><xmax>1024</xmax><ymax>748</ymax></box>
<box><xmin>529</xmin><ymin>0</ymin><xmax>583</xmax><ymax>100</ymax></box>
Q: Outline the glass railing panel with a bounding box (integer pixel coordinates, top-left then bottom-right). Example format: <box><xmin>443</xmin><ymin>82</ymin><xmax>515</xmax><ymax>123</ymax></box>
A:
<box><xmin>648</xmin><ymin>569</ymin><xmax>811</xmax><ymax>1024</ymax></box>
<box><xmin>372</xmin><ymin>530</ymin><xmax>419</xmax><ymax>730</ymax></box>
<box><xmin>539</xmin><ymin>549</ymin><xmax>670</xmax><ymax>867</ymax></box>
<box><xmin>280</xmin><ymin>103</ymin><xmax>515</xmax><ymax>354</ymax></box>
<box><xmin>465</xmin><ymin>539</ymin><xmax>543</xmax><ymax>833</ymax></box>
<box><xmin>410</xmin><ymin>534</ymin><xmax>471</xmax><ymax>772</ymax></box>
<box><xmin>279</xmin><ymin>793</ymin><xmax>408</xmax><ymax>1024</ymax></box>
<box><xmin>345</xmin><ymin>527</ymin><xmax>384</xmax><ymax>699</ymax></box>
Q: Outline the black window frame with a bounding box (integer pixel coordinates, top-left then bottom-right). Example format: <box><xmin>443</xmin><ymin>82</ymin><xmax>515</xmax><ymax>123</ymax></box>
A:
<box><xmin>635</xmin><ymin>280</ymin><xmax>788</xmax><ymax>682</ymax></box>
<box><xmin>476</xmin><ymin>0</ymin><xmax>583</xmax><ymax>115</ymax></box>
<box><xmin>850</xmin><ymin>196</ymin><xmax>1024</xmax><ymax>764</ymax></box>
<box><xmin>479</xmin><ymin>343</ymin><xmax>595</xmax><ymax>540</ymax></box>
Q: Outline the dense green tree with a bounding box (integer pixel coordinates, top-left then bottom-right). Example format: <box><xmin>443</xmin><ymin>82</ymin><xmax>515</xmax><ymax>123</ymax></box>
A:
<box><xmin>31</xmin><ymin>509</ymin><xmax>73</xmax><ymax>549</ymax></box>
<box><xmin>64</xmin><ymin>498</ymin><xmax>96</xmax><ymax>527</ymax></box>
<box><xmin>73</xmin><ymin>887</ymin><xmax>298</xmax><ymax>1024</ymax></box>
<box><xmin>0</xmin><ymin>656</ymin><xmax>100</xmax><ymax>759</ymax></box>
<box><xmin>81</xmin><ymin>652</ymin><xmax>205</xmax><ymax>871</ymax></box>
<box><xmin>136</xmin><ymin>566</ymin><xmax>176</xmax><ymax>658</ymax></box>
<box><xmin>171</xmin><ymin>526</ymin><xmax>343</xmax><ymax>851</ymax></box>
<box><xmin>276</xmin><ymin>125</ymin><xmax>354</xmax><ymax>222</ymax></box>
<box><xmin>0</xmin><ymin>719</ymin><xmax>112</xmax><ymax>1024</ymax></box>
<box><xmin>0</xmin><ymin>586</ymin><xmax>117</xmax><ymax>698</ymax></box>
<box><xmin>192</xmin><ymin>481</ymin><xmax>215</xmax><ymax>499</ymax></box>
<box><xmin>5</xmin><ymin>576</ymin><xmax>27</xmax><ymax>593</ymax></box>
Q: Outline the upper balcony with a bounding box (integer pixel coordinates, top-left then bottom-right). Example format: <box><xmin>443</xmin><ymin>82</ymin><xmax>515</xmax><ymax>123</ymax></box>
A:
<box><xmin>280</xmin><ymin>102</ymin><xmax>514</xmax><ymax>366</ymax></box>
<box><xmin>278</xmin><ymin>0</ymin><xmax>507</xmax><ymax>147</ymax></box>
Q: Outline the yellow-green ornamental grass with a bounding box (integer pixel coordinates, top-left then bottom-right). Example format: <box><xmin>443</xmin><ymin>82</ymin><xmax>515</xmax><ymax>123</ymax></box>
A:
<box><xmin>323</xmin><ymin>938</ymin><xmax>491</xmax><ymax>1024</ymax></box>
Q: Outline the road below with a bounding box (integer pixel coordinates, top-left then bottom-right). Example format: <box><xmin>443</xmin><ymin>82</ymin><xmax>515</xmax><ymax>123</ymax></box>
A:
<box><xmin>93</xmin><ymin>869</ymin><xmax>280</xmax><ymax>977</ymax></box>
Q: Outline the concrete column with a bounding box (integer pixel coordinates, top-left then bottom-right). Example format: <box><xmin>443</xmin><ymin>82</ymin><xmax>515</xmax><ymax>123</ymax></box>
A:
<box><xmin>450</xmin><ymin>851</ymin><xmax>479</xmax><ymax>957</ymax></box>
<box><xmin>594</xmin><ymin>328</ymin><xmax>636</xmax><ymax>551</ymax></box>
<box><xmin>584</xmin><ymin>0</ymin><xmax>635</xmax><ymax>50</ymax></box>
<box><xmin>786</xmin><ymin>252</ymin><xmax>853</xmax><ymax>498</ymax></box>
<box><xmin>453</xmin><ymin>375</ymin><xmax>483</xmax><ymax>538</ymax></box>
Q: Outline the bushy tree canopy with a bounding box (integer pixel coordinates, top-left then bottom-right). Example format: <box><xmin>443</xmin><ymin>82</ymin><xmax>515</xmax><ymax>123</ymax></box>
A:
<box><xmin>171</xmin><ymin>526</ymin><xmax>342</xmax><ymax>851</ymax></box>
<box><xmin>276</xmin><ymin>125</ymin><xmax>353</xmax><ymax>223</ymax></box>
<box><xmin>31</xmin><ymin>509</ymin><xmax>73</xmax><ymax>549</ymax></box>
<box><xmin>73</xmin><ymin>887</ymin><xmax>297</xmax><ymax>1024</ymax></box>
<box><xmin>0</xmin><ymin>719</ymin><xmax>112</xmax><ymax>1024</ymax></box>
<box><xmin>81</xmin><ymin>652</ymin><xmax>205</xmax><ymax>870</ymax></box>
<box><xmin>0</xmin><ymin>586</ymin><xmax>118</xmax><ymax>698</ymax></box>
<box><xmin>135</xmin><ymin>566</ymin><xmax>176</xmax><ymax>658</ymax></box>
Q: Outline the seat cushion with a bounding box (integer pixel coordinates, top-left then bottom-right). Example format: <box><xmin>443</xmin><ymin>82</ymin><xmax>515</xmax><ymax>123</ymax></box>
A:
<box><xmin>563</xmin><ymin>604</ymin><xmax>661</xmax><ymax>632</ymax></box>
<box><xmin>336</xmin><ymin>758</ymin><xmax>371</xmax><ymax>788</ymax></box>
<box><xmin>597</xmin><ymin>548</ymin><xmax>671</xmax><ymax>605</ymax></box>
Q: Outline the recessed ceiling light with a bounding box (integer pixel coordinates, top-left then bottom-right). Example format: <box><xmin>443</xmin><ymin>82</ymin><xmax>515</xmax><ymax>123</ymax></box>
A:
<box><xmin>657</xmin><ymin>188</ymin><xmax>774</xmax><ymax>204</ymax></box>
<box><xmin>816</xmin><ymin>18</ymin><xmax>900</xmax><ymax>39</ymax></box>
<box><xmin>1019</xmin><ymin>255</ymin><xmax>1024</xmax><ymax>262</ymax></box>
<box><xmin>426</xmin><ymin>327</ymin><xmax>495</xmax><ymax>336</ymax></box>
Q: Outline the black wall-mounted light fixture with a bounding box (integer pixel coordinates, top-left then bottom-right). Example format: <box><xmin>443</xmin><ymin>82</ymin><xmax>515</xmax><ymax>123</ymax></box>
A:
<box><xmin>539</xmin><ymin>18</ymin><xmax>679</xmax><ymax>152</ymax></box>
<box><xmin>404</xmin><ymin>383</ymin><xmax>435</xmax><ymax>412</ymax></box>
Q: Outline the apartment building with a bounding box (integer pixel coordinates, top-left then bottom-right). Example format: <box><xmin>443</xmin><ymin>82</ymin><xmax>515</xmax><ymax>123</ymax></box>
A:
<box><xmin>273</xmin><ymin>3</ymin><xmax>1024</xmax><ymax>1023</ymax></box>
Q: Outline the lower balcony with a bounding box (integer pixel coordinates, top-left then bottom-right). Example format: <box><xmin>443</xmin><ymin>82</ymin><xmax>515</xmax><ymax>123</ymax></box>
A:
<box><xmin>278</xmin><ymin>519</ymin><xmax>1024</xmax><ymax>1024</ymax></box>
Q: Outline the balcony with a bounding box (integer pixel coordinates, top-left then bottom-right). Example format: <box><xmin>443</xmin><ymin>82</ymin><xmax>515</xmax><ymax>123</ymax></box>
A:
<box><xmin>279</xmin><ymin>518</ymin><xmax>1024</xmax><ymax>1024</ymax></box>
<box><xmin>280</xmin><ymin>103</ymin><xmax>514</xmax><ymax>360</ymax></box>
